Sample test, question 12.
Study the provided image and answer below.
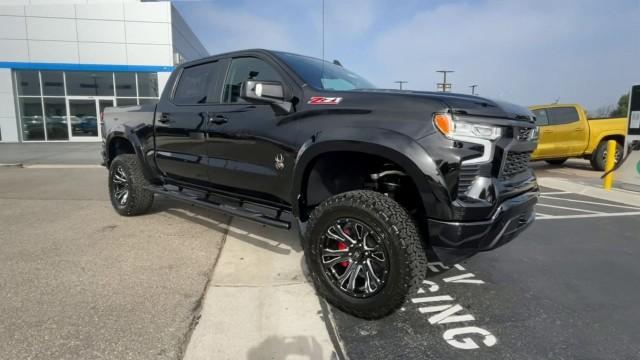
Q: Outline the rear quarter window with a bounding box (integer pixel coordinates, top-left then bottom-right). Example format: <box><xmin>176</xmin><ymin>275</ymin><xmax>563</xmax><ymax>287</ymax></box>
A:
<box><xmin>173</xmin><ymin>61</ymin><xmax>225</xmax><ymax>105</ymax></box>
<box><xmin>547</xmin><ymin>107</ymin><xmax>579</xmax><ymax>125</ymax></box>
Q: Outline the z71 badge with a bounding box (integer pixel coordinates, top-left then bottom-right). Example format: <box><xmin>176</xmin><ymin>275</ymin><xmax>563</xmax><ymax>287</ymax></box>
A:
<box><xmin>308</xmin><ymin>96</ymin><xmax>343</xmax><ymax>105</ymax></box>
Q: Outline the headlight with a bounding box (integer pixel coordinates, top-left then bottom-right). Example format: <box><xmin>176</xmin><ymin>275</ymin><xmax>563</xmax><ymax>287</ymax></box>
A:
<box><xmin>433</xmin><ymin>113</ymin><xmax>503</xmax><ymax>141</ymax></box>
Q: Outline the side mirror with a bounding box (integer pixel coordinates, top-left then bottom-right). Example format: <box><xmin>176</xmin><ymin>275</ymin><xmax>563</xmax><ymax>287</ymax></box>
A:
<box><xmin>240</xmin><ymin>80</ymin><xmax>292</xmax><ymax>113</ymax></box>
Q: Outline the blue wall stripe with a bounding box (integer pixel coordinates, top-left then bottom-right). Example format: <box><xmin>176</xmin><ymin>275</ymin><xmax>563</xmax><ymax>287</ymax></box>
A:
<box><xmin>0</xmin><ymin>61</ymin><xmax>173</xmax><ymax>72</ymax></box>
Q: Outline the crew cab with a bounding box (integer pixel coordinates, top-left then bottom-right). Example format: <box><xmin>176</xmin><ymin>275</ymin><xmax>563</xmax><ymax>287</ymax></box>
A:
<box><xmin>529</xmin><ymin>103</ymin><xmax>626</xmax><ymax>170</ymax></box>
<box><xmin>101</xmin><ymin>49</ymin><xmax>539</xmax><ymax>319</ymax></box>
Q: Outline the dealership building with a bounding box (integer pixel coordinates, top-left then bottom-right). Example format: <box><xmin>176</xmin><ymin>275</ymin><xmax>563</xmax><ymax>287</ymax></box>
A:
<box><xmin>0</xmin><ymin>0</ymin><xmax>207</xmax><ymax>143</ymax></box>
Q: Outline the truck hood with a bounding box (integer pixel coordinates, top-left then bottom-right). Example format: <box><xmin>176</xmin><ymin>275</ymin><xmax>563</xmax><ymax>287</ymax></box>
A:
<box><xmin>352</xmin><ymin>89</ymin><xmax>535</xmax><ymax>123</ymax></box>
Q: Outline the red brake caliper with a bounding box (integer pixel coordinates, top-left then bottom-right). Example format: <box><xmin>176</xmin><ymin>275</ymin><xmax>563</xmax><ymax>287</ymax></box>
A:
<box><xmin>338</xmin><ymin>227</ymin><xmax>349</xmax><ymax>267</ymax></box>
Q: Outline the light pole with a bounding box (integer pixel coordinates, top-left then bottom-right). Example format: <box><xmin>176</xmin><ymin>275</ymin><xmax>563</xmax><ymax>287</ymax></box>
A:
<box><xmin>469</xmin><ymin>84</ymin><xmax>478</xmax><ymax>95</ymax></box>
<box><xmin>394</xmin><ymin>81</ymin><xmax>408</xmax><ymax>90</ymax></box>
<box><xmin>436</xmin><ymin>70</ymin><xmax>454</xmax><ymax>92</ymax></box>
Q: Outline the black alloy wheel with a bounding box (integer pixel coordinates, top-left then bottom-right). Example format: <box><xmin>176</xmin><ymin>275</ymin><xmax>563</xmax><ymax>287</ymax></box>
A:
<box><xmin>320</xmin><ymin>218</ymin><xmax>390</xmax><ymax>298</ymax></box>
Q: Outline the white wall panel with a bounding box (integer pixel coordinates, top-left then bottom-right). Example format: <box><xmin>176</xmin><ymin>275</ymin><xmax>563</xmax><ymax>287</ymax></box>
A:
<box><xmin>79</xmin><ymin>41</ymin><xmax>126</xmax><ymax>64</ymax></box>
<box><xmin>0</xmin><ymin>68</ymin><xmax>18</xmax><ymax>142</ymax></box>
<box><xmin>26</xmin><ymin>17</ymin><xmax>77</xmax><ymax>41</ymax></box>
<box><xmin>126</xmin><ymin>43</ymin><xmax>171</xmax><ymax>66</ymax></box>
<box><xmin>28</xmin><ymin>0</ymin><xmax>85</xmax><ymax>4</ymax></box>
<box><xmin>0</xmin><ymin>15</ymin><xmax>27</xmax><ymax>39</ymax></box>
<box><xmin>125</xmin><ymin>21</ymin><xmax>169</xmax><ymax>45</ymax></box>
<box><xmin>25</xmin><ymin>4</ymin><xmax>75</xmax><ymax>18</ymax></box>
<box><xmin>29</xmin><ymin>40</ymin><xmax>79</xmax><ymax>63</ymax></box>
<box><xmin>124</xmin><ymin>1</ymin><xmax>169</xmax><ymax>23</ymax></box>
<box><xmin>75</xmin><ymin>3</ymin><xmax>124</xmax><ymax>20</ymax></box>
<box><xmin>0</xmin><ymin>5</ymin><xmax>25</xmax><ymax>16</ymax></box>
<box><xmin>77</xmin><ymin>19</ymin><xmax>125</xmax><ymax>43</ymax></box>
<box><xmin>0</xmin><ymin>39</ymin><xmax>28</xmax><ymax>61</ymax></box>
<box><xmin>0</xmin><ymin>93</ymin><xmax>15</xmax><ymax>118</ymax></box>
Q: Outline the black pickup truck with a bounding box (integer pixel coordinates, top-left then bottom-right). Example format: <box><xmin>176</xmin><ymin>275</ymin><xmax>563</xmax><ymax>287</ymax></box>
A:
<box><xmin>102</xmin><ymin>49</ymin><xmax>539</xmax><ymax>319</ymax></box>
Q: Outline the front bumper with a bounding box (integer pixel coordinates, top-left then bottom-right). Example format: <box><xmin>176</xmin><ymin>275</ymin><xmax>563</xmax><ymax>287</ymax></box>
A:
<box><xmin>426</xmin><ymin>189</ymin><xmax>538</xmax><ymax>264</ymax></box>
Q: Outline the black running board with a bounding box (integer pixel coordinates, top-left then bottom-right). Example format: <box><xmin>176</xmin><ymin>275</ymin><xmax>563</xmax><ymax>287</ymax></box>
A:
<box><xmin>146</xmin><ymin>186</ymin><xmax>291</xmax><ymax>230</ymax></box>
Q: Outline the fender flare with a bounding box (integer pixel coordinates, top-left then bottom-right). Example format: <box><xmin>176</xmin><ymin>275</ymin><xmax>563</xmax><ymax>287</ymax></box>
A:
<box><xmin>104</xmin><ymin>123</ymin><xmax>160</xmax><ymax>182</ymax></box>
<box><xmin>291</xmin><ymin>127</ymin><xmax>448</xmax><ymax>218</ymax></box>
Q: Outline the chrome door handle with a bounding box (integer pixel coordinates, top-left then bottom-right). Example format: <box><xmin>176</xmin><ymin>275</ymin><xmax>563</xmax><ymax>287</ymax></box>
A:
<box><xmin>209</xmin><ymin>115</ymin><xmax>228</xmax><ymax>125</ymax></box>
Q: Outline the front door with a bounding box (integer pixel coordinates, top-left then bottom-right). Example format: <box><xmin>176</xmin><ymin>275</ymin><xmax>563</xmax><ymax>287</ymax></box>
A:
<box><xmin>206</xmin><ymin>56</ymin><xmax>296</xmax><ymax>204</ymax></box>
<box><xmin>67</xmin><ymin>97</ymin><xmax>114</xmax><ymax>141</ymax></box>
<box><xmin>531</xmin><ymin>108</ymin><xmax>556</xmax><ymax>158</ymax></box>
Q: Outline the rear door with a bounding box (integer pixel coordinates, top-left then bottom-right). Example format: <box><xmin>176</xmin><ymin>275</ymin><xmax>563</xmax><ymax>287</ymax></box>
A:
<box><xmin>154</xmin><ymin>60</ymin><xmax>226</xmax><ymax>187</ymax></box>
<box><xmin>547</xmin><ymin>107</ymin><xmax>587</xmax><ymax>156</ymax></box>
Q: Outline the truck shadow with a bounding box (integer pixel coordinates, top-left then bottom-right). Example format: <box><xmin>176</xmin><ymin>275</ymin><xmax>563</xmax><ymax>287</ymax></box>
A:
<box><xmin>151</xmin><ymin>198</ymin><xmax>302</xmax><ymax>256</ymax></box>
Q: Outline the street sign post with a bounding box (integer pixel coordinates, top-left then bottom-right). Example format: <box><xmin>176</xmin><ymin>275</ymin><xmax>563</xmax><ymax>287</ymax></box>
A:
<box><xmin>615</xmin><ymin>85</ymin><xmax>640</xmax><ymax>192</ymax></box>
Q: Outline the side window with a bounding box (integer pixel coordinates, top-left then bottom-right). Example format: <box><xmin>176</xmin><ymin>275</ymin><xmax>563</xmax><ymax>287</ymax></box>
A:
<box><xmin>547</xmin><ymin>107</ymin><xmax>579</xmax><ymax>125</ymax></box>
<box><xmin>532</xmin><ymin>109</ymin><xmax>549</xmax><ymax>126</ymax></box>
<box><xmin>173</xmin><ymin>61</ymin><xmax>224</xmax><ymax>105</ymax></box>
<box><xmin>222</xmin><ymin>57</ymin><xmax>283</xmax><ymax>103</ymax></box>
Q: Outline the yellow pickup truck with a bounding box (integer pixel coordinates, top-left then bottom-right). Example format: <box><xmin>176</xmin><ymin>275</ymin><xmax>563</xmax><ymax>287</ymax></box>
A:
<box><xmin>529</xmin><ymin>104</ymin><xmax>626</xmax><ymax>170</ymax></box>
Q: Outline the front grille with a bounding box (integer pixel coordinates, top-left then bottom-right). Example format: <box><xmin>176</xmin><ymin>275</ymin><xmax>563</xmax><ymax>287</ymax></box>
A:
<box><xmin>517</xmin><ymin>128</ymin><xmax>532</xmax><ymax>141</ymax></box>
<box><xmin>500</xmin><ymin>151</ymin><xmax>531</xmax><ymax>180</ymax></box>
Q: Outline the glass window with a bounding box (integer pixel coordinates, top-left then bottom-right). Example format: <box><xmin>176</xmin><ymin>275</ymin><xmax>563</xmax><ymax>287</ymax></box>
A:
<box><xmin>173</xmin><ymin>64</ymin><xmax>212</xmax><ymax>104</ymax></box>
<box><xmin>223</xmin><ymin>57</ymin><xmax>283</xmax><ymax>103</ymax></box>
<box><xmin>66</xmin><ymin>71</ymin><xmax>114</xmax><ymax>96</ymax></box>
<box><xmin>69</xmin><ymin>99</ymin><xmax>98</xmax><ymax>137</ymax></box>
<box><xmin>19</xmin><ymin>98</ymin><xmax>45</xmax><ymax>141</ymax></box>
<box><xmin>44</xmin><ymin>98</ymin><xmax>68</xmax><ymax>140</ymax></box>
<box><xmin>16</xmin><ymin>71</ymin><xmax>41</xmax><ymax>96</ymax></box>
<box><xmin>116</xmin><ymin>98</ymin><xmax>138</xmax><ymax>106</ymax></box>
<box><xmin>275</xmin><ymin>51</ymin><xmax>375</xmax><ymax>91</ymax></box>
<box><xmin>115</xmin><ymin>72</ymin><xmax>137</xmax><ymax>97</ymax></box>
<box><xmin>41</xmin><ymin>71</ymin><xmax>64</xmax><ymax>96</ymax></box>
<box><xmin>137</xmin><ymin>72</ymin><xmax>158</xmax><ymax>97</ymax></box>
<box><xmin>532</xmin><ymin>109</ymin><xmax>549</xmax><ymax>126</ymax></box>
<box><xmin>547</xmin><ymin>107</ymin><xmax>579</xmax><ymax>125</ymax></box>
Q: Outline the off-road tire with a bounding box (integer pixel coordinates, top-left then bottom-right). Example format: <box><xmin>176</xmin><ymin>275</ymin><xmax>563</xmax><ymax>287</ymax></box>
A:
<box><xmin>304</xmin><ymin>190</ymin><xmax>428</xmax><ymax>319</ymax></box>
<box><xmin>545</xmin><ymin>158</ymin><xmax>567</xmax><ymax>165</ymax></box>
<box><xmin>590</xmin><ymin>141</ymin><xmax>622</xmax><ymax>171</ymax></box>
<box><xmin>109</xmin><ymin>154</ymin><xmax>154</xmax><ymax>216</ymax></box>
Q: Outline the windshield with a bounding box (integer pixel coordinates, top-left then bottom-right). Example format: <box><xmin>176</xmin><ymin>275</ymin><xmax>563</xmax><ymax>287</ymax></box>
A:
<box><xmin>275</xmin><ymin>52</ymin><xmax>376</xmax><ymax>91</ymax></box>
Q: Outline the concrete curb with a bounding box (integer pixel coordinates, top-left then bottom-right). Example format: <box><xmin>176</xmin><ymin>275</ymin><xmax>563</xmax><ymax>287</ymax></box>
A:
<box><xmin>538</xmin><ymin>177</ymin><xmax>640</xmax><ymax>207</ymax></box>
<box><xmin>24</xmin><ymin>164</ymin><xmax>103</xmax><ymax>169</ymax></box>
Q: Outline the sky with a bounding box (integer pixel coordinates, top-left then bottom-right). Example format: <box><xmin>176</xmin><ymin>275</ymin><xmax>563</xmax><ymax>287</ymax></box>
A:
<box><xmin>174</xmin><ymin>0</ymin><xmax>640</xmax><ymax>112</ymax></box>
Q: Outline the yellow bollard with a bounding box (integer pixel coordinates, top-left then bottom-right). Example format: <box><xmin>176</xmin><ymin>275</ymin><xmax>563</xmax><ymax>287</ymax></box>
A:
<box><xmin>603</xmin><ymin>140</ymin><xmax>617</xmax><ymax>190</ymax></box>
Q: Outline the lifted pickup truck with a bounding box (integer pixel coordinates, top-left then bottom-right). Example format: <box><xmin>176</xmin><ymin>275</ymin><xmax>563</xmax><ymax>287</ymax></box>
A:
<box><xmin>529</xmin><ymin>103</ymin><xmax>626</xmax><ymax>170</ymax></box>
<box><xmin>102</xmin><ymin>49</ymin><xmax>539</xmax><ymax>319</ymax></box>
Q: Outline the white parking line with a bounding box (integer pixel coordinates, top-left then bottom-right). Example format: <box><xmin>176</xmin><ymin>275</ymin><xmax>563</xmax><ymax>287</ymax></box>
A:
<box><xmin>536</xmin><ymin>203</ymin><xmax>604</xmax><ymax>214</ymax></box>
<box><xmin>540</xmin><ymin>196</ymin><xmax>640</xmax><ymax>210</ymax></box>
<box><xmin>540</xmin><ymin>191</ymin><xmax>571</xmax><ymax>195</ymax></box>
<box><xmin>535</xmin><ymin>212</ymin><xmax>552</xmax><ymax>218</ymax></box>
<box><xmin>536</xmin><ymin>212</ymin><xmax>640</xmax><ymax>220</ymax></box>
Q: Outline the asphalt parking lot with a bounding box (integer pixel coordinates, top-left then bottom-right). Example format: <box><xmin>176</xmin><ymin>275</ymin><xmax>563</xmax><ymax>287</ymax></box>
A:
<box><xmin>2</xmin><ymin>157</ymin><xmax>640</xmax><ymax>359</ymax></box>
<box><xmin>328</xmin><ymin>186</ymin><xmax>640</xmax><ymax>359</ymax></box>
<box><xmin>0</xmin><ymin>167</ymin><xmax>229</xmax><ymax>359</ymax></box>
